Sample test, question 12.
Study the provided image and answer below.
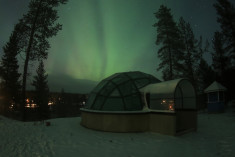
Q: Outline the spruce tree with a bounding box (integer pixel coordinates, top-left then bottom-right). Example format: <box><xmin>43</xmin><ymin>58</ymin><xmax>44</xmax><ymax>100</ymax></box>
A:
<box><xmin>15</xmin><ymin>0</ymin><xmax>68</xmax><ymax>120</ymax></box>
<box><xmin>214</xmin><ymin>0</ymin><xmax>235</xmax><ymax>99</ymax></box>
<box><xmin>177</xmin><ymin>17</ymin><xmax>202</xmax><ymax>86</ymax></box>
<box><xmin>212</xmin><ymin>31</ymin><xmax>230</xmax><ymax>81</ymax></box>
<box><xmin>214</xmin><ymin>0</ymin><xmax>235</xmax><ymax>63</ymax></box>
<box><xmin>153</xmin><ymin>5</ymin><xmax>184</xmax><ymax>80</ymax></box>
<box><xmin>0</xmin><ymin>25</ymin><xmax>21</xmax><ymax>113</ymax></box>
<box><xmin>32</xmin><ymin>60</ymin><xmax>49</xmax><ymax>120</ymax></box>
<box><xmin>197</xmin><ymin>58</ymin><xmax>215</xmax><ymax>93</ymax></box>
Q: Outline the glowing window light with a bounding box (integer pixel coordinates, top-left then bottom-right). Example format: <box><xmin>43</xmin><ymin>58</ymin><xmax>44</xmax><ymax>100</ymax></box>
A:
<box><xmin>48</xmin><ymin>101</ymin><xmax>53</xmax><ymax>106</ymax></box>
<box><xmin>169</xmin><ymin>104</ymin><xmax>174</xmax><ymax>111</ymax></box>
<box><xmin>26</xmin><ymin>98</ymin><xmax>30</xmax><ymax>103</ymax></box>
<box><xmin>31</xmin><ymin>104</ymin><xmax>37</xmax><ymax>108</ymax></box>
<box><xmin>9</xmin><ymin>104</ymin><xmax>14</xmax><ymax>109</ymax></box>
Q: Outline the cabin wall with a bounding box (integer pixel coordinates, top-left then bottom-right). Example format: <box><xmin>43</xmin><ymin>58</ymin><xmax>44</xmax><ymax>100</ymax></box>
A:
<box><xmin>81</xmin><ymin>110</ymin><xmax>197</xmax><ymax>136</ymax></box>
<box><xmin>81</xmin><ymin>111</ymin><xmax>148</xmax><ymax>132</ymax></box>
<box><xmin>149</xmin><ymin>113</ymin><xmax>176</xmax><ymax>135</ymax></box>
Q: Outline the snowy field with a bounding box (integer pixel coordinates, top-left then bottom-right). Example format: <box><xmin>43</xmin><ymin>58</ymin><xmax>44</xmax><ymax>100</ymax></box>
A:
<box><xmin>0</xmin><ymin>108</ymin><xmax>235</xmax><ymax>157</ymax></box>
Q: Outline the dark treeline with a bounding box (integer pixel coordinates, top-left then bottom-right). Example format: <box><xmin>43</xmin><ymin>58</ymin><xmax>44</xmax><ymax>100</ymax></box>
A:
<box><xmin>153</xmin><ymin>0</ymin><xmax>235</xmax><ymax>100</ymax></box>
<box><xmin>6</xmin><ymin>90</ymin><xmax>87</xmax><ymax>121</ymax></box>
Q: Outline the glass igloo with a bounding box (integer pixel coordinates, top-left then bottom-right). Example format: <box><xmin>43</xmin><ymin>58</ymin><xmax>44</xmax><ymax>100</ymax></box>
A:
<box><xmin>81</xmin><ymin>72</ymin><xmax>197</xmax><ymax>135</ymax></box>
<box><xmin>85</xmin><ymin>71</ymin><xmax>160</xmax><ymax>111</ymax></box>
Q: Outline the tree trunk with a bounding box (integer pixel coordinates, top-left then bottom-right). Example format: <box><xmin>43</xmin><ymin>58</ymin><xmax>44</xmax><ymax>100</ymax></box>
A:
<box><xmin>21</xmin><ymin>44</ymin><xmax>31</xmax><ymax>120</ymax></box>
<box><xmin>21</xmin><ymin>1</ymin><xmax>42</xmax><ymax>121</ymax></box>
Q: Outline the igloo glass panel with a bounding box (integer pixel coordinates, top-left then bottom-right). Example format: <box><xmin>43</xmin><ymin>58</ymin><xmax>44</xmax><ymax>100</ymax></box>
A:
<box><xmin>112</xmin><ymin>76</ymin><xmax>129</xmax><ymax>84</ymax></box>
<box><xmin>99</xmin><ymin>81</ymin><xmax>115</xmax><ymax>96</ymax></box>
<box><xmin>110</xmin><ymin>89</ymin><xmax>120</xmax><ymax>96</ymax></box>
<box><xmin>86</xmin><ymin>93</ymin><xmax>96</xmax><ymax>108</ymax></box>
<box><xmin>103</xmin><ymin>98</ymin><xmax>125</xmax><ymax>111</ymax></box>
<box><xmin>85</xmin><ymin>71</ymin><xmax>160</xmax><ymax>111</ymax></box>
<box><xmin>124</xmin><ymin>95</ymin><xmax>142</xmax><ymax>111</ymax></box>
<box><xmin>126</xmin><ymin>72</ymin><xmax>144</xmax><ymax>79</ymax></box>
<box><xmin>92</xmin><ymin>95</ymin><xmax>106</xmax><ymax>110</ymax></box>
<box><xmin>135</xmin><ymin>79</ymin><xmax>150</xmax><ymax>89</ymax></box>
<box><xmin>119</xmin><ymin>81</ymin><xmax>134</xmax><ymax>96</ymax></box>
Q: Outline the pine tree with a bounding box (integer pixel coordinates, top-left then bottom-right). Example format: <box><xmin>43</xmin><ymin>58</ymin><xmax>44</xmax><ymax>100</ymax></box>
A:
<box><xmin>214</xmin><ymin>0</ymin><xmax>235</xmax><ymax>63</ymax></box>
<box><xmin>212</xmin><ymin>31</ymin><xmax>230</xmax><ymax>81</ymax></box>
<box><xmin>0</xmin><ymin>25</ymin><xmax>21</xmax><ymax>114</ymax></box>
<box><xmin>32</xmin><ymin>60</ymin><xmax>49</xmax><ymax>120</ymax></box>
<box><xmin>177</xmin><ymin>17</ymin><xmax>203</xmax><ymax>86</ymax></box>
<box><xmin>197</xmin><ymin>58</ymin><xmax>215</xmax><ymax>93</ymax></box>
<box><xmin>16</xmin><ymin>0</ymin><xmax>68</xmax><ymax>120</ymax></box>
<box><xmin>153</xmin><ymin>5</ymin><xmax>184</xmax><ymax>80</ymax></box>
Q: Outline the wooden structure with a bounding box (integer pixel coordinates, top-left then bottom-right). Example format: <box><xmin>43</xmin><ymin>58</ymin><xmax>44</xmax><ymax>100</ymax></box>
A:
<box><xmin>204</xmin><ymin>81</ymin><xmax>227</xmax><ymax>113</ymax></box>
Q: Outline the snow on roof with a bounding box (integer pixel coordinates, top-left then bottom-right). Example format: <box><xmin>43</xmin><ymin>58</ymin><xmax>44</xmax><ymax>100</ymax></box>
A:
<box><xmin>204</xmin><ymin>81</ymin><xmax>227</xmax><ymax>93</ymax></box>
<box><xmin>139</xmin><ymin>78</ymin><xmax>182</xmax><ymax>95</ymax></box>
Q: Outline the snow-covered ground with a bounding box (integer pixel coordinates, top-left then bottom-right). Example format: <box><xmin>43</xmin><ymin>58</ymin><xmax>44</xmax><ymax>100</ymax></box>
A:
<box><xmin>0</xmin><ymin>108</ymin><xmax>235</xmax><ymax>157</ymax></box>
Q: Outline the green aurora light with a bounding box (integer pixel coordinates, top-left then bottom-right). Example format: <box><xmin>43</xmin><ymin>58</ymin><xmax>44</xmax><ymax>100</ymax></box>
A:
<box><xmin>46</xmin><ymin>0</ymin><xmax>162</xmax><ymax>81</ymax></box>
<box><xmin>0</xmin><ymin>0</ymin><xmax>219</xmax><ymax>83</ymax></box>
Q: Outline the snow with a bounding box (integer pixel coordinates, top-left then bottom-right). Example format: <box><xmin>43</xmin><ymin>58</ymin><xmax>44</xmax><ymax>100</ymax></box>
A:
<box><xmin>0</xmin><ymin>108</ymin><xmax>235</xmax><ymax>157</ymax></box>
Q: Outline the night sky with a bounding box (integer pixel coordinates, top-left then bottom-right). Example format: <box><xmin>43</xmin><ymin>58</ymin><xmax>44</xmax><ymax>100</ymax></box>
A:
<box><xmin>0</xmin><ymin>0</ymin><xmax>221</xmax><ymax>91</ymax></box>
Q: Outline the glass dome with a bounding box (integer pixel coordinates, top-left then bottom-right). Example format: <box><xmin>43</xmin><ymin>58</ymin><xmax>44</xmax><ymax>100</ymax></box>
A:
<box><xmin>85</xmin><ymin>71</ymin><xmax>160</xmax><ymax>111</ymax></box>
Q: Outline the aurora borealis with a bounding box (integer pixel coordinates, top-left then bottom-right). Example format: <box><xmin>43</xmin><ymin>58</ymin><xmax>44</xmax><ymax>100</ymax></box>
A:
<box><xmin>47</xmin><ymin>0</ymin><xmax>167</xmax><ymax>81</ymax></box>
<box><xmin>0</xmin><ymin>0</ymin><xmax>221</xmax><ymax>92</ymax></box>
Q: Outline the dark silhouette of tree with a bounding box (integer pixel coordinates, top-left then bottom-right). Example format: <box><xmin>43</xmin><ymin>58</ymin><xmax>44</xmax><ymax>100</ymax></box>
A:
<box><xmin>214</xmin><ymin>0</ymin><xmax>235</xmax><ymax>99</ymax></box>
<box><xmin>32</xmin><ymin>60</ymin><xmax>49</xmax><ymax>120</ymax></box>
<box><xmin>178</xmin><ymin>17</ymin><xmax>202</xmax><ymax>86</ymax></box>
<box><xmin>212</xmin><ymin>31</ymin><xmax>230</xmax><ymax>81</ymax></box>
<box><xmin>153</xmin><ymin>5</ymin><xmax>184</xmax><ymax>80</ymax></box>
<box><xmin>0</xmin><ymin>25</ymin><xmax>21</xmax><ymax>114</ymax></box>
<box><xmin>197</xmin><ymin>58</ymin><xmax>215</xmax><ymax>93</ymax></box>
<box><xmin>214</xmin><ymin>0</ymin><xmax>235</xmax><ymax>63</ymax></box>
<box><xmin>15</xmin><ymin>0</ymin><xmax>68</xmax><ymax>120</ymax></box>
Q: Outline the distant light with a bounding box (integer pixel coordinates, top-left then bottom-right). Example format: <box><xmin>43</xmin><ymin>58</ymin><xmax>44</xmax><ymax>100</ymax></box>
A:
<box><xmin>31</xmin><ymin>104</ymin><xmax>37</xmax><ymax>108</ymax></box>
<box><xmin>48</xmin><ymin>101</ymin><xmax>54</xmax><ymax>106</ymax></box>
<box><xmin>9</xmin><ymin>104</ymin><xmax>14</xmax><ymax>109</ymax></box>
